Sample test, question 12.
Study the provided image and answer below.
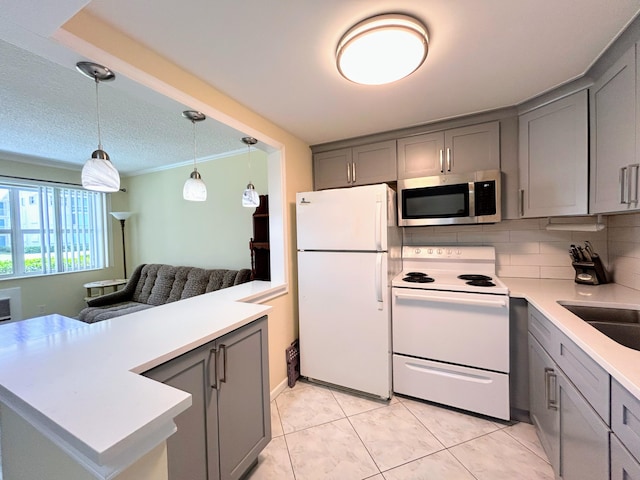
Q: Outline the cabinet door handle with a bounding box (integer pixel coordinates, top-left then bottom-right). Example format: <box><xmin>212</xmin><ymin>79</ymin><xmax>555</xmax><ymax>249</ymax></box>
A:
<box><xmin>630</xmin><ymin>164</ymin><xmax>639</xmax><ymax>205</ymax></box>
<box><xmin>439</xmin><ymin>149</ymin><xmax>444</xmax><ymax>173</ymax></box>
<box><xmin>620</xmin><ymin>166</ymin><xmax>629</xmax><ymax>204</ymax></box>
<box><xmin>209</xmin><ymin>348</ymin><xmax>218</xmax><ymax>389</ymax></box>
<box><xmin>519</xmin><ymin>189</ymin><xmax>525</xmax><ymax>217</ymax></box>
<box><xmin>446</xmin><ymin>148</ymin><xmax>452</xmax><ymax>172</ymax></box>
<box><xmin>346</xmin><ymin>162</ymin><xmax>351</xmax><ymax>183</ymax></box>
<box><xmin>219</xmin><ymin>344</ymin><xmax>227</xmax><ymax>384</ymax></box>
<box><xmin>352</xmin><ymin>162</ymin><xmax>356</xmax><ymax>184</ymax></box>
<box><xmin>544</xmin><ymin>367</ymin><xmax>558</xmax><ymax>411</ymax></box>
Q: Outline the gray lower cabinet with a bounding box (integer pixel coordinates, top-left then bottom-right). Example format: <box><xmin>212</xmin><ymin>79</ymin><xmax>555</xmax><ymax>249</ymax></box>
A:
<box><xmin>556</xmin><ymin>367</ymin><xmax>609</xmax><ymax>480</ymax></box>
<box><xmin>528</xmin><ymin>333</ymin><xmax>559</xmax><ymax>474</ymax></box>
<box><xmin>528</xmin><ymin>307</ymin><xmax>610</xmax><ymax>479</ymax></box>
<box><xmin>612</xmin><ymin>435</ymin><xmax>640</xmax><ymax>480</ymax></box>
<box><xmin>144</xmin><ymin>316</ymin><xmax>271</xmax><ymax>480</ymax></box>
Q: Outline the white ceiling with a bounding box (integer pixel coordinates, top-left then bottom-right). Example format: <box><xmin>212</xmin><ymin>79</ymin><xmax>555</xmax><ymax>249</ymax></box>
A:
<box><xmin>1</xmin><ymin>0</ymin><xmax>640</xmax><ymax>173</ymax></box>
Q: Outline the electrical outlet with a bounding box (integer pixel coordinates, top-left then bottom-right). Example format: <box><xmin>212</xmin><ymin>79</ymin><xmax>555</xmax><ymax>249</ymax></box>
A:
<box><xmin>38</xmin><ymin>305</ymin><xmax>45</xmax><ymax>314</ymax></box>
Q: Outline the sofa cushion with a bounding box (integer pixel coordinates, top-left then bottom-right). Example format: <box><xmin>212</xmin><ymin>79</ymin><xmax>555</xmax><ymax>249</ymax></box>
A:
<box><xmin>80</xmin><ymin>302</ymin><xmax>154</xmax><ymax>324</ymax></box>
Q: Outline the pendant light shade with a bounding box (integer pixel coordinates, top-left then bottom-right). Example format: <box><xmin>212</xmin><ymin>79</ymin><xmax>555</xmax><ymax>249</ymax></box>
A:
<box><xmin>76</xmin><ymin>62</ymin><xmax>120</xmax><ymax>192</ymax></box>
<box><xmin>336</xmin><ymin>14</ymin><xmax>429</xmax><ymax>85</ymax></box>
<box><xmin>182</xmin><ymin>111</ymin><xmax>207</xmax><ymax>202</ymax></box>
<box><xmin>242</xmin><ymin>137</ymin><xmax>260</xmax><ymax>207</ymax></box>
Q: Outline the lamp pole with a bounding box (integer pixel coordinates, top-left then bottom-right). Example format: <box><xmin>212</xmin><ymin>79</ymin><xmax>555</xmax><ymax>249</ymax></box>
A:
<box><xmin>110</xmin><ymin>212</ymin><xmax>133</xmax><ymax>278</ymax></box>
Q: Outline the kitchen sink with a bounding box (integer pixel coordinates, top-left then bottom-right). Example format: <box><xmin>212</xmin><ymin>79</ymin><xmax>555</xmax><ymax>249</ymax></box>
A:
<box><xmin>559</xmin><ymin>303</ymin><xmax>640</xmax><ymax>351</ymax></box>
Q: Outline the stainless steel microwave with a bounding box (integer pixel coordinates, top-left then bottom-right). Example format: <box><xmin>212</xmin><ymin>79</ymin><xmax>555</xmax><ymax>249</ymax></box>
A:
<box><xmin>398</xmin><ymin>169</ymin><xmax>501</xmax><ymax>226</ymax></box>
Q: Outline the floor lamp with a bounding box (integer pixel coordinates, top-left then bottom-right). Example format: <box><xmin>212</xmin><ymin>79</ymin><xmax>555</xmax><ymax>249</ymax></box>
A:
<box><xmin>110</xmin><ymin>212</ymin><xmax>133</xmax><ymax>278</ymax></box>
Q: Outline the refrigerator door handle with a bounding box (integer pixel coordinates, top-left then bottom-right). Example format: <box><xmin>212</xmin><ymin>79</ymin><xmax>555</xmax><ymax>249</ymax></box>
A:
<box><xmin>375</xmin><ymin>197</ymin><xmax>382</xmax><ymax>250</ymax></box>
<box><xmin>375</xmin><ymin>253</ymin><xmax>383</xmax><ymax>307</ymax></box>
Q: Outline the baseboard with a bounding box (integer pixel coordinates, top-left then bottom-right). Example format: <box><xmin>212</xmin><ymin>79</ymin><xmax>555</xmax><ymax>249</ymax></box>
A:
<box><xmin>270</xmin><ymin>377</ymin><xmax>289</xmax><ymax>402</ymax></box>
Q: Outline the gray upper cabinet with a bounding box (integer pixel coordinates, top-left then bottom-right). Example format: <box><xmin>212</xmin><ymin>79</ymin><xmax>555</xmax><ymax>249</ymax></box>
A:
<box><xmin>590</xmin><ymin>44</ymin><xmax>640</xmax><ymax>213</ymax></box>
<box><xmin>518</xmin><ymin>90</ymin><xmax>589</xmax><ymax>217</ymax></box>
<box><xmin>397</xmin><ymin>121</ymin><xmax>500</xmax><ymax>179</ymax></box>
<box><xmin>144</xmin><ymin>316</ymin><xmax>270</xmax><ymax>480</ymax></box>
<box><xmin>313</xmin><ymin>140</ymin><xmax>396</xmax><ymax>190</ymax></box>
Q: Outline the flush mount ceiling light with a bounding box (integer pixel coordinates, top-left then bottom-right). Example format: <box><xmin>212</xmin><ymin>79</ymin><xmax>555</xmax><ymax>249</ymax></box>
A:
<box><xmin>336</xmin><ymin>13</ymin><xmax>429</xmax><ymax>86</ymax></box>
<box><xmin>76</xmin><ymin>61</ymin><xmax>120</xmax><ymax>192</ymax></box>
<box><xmin>182</xmin><ymin>110</ymin><xmax>207</xmax><ymax>202</ymax></box>
<box><xmin>241</xmin><ymin>136</ymin><xmax>260</xmax><ymax>208</ymax></box>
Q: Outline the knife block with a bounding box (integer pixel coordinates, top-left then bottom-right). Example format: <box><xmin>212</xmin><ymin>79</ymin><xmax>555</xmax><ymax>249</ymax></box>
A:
<box><xmin>572</xmin><ymin>258</ymin><xmax>608</xmax><ymax>285</ymax></box>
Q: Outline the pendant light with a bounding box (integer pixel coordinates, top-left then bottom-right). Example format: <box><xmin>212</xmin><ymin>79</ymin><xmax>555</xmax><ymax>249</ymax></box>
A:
<box><xmin>336</xmin><ymin>14</ymin><xmax>429</xmax><ymax>85</ymax></box>
<box><xmin>76</xmin><ymin>62</ymin><xmax>121</xmax><ymax>192</ymax></box>
<box><xmin>242</xmin><ymin>137</ymin><xmax>260</xmax><ymax>207</ymax></box>
<box><xmin>182</xmin><ymin>110</ymin><xmax>207</xmax><ymax>202</ymax></box>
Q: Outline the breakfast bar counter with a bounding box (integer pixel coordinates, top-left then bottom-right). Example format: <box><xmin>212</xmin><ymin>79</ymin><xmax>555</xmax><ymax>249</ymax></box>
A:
<box><xmin>0</xmin><ymin>281</ymin><xmax>275</xmax><ymax>479</ymax></box>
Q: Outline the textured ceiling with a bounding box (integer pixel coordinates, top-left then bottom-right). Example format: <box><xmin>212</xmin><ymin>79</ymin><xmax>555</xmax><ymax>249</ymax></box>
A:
<box><xmin>0</xmin><ymin>39</ymin><xmax>254</xmax><ymax>176</ymax></box>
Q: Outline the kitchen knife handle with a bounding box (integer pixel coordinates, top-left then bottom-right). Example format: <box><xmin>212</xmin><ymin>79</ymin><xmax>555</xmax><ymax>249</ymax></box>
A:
<box><xmin>620</xmin><ymin>166</ymin><xmax>629</xmax><ymax>204</ymax></box>
<box><xmin>439</xmin><ymin>149</ymin><xmax>444</xmax><ymax>173</ymax></box>
<box><xmin>346</xmin><ymin>162</ymin><xmax>351</xmax><ymax>183</ymax></box>
<box><xmin>446</xmin><ymin>148</ymin><xmax>452</xmax><ymax>172</ymax></box>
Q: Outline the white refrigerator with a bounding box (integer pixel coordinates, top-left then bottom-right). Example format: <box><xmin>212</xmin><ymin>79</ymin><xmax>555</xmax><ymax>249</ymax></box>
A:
<box><xmin>296</xmin><ymin>183</ymin><xmax>401</xmax><ymax>399</ymax></box>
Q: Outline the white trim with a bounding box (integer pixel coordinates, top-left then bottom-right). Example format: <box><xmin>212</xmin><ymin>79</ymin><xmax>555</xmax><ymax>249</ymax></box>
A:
<box><xmin>270</xmin><ymin>377</ymin><xmax>289</xmax><ymax>402</ymax></box>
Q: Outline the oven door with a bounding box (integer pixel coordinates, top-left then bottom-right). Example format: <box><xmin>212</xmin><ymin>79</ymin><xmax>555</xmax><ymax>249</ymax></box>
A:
<box><xmin>392</xmin><ymin>287</ymin><xmax>509</xmax><ymax>372</ymax></box>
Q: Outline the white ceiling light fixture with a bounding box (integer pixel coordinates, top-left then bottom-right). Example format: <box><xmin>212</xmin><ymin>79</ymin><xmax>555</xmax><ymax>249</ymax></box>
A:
<box><xmin>76</xmin><ymin>62</ymin><xmax>120</xmax><ymax>192</ymax></box>
<box><xmin>241</xmin><ymin>136</ymin><xmax>260</xmax><ymax>208</ymax></box>
<box><xmin>336</xmin><ymin>13</ymin><xmax>429</xmax><ymax>86</ymax></box>
<box><xmin>182</xmin><ymin>110</ymin><xmax>207</xmax><ymax>202</ymax></box>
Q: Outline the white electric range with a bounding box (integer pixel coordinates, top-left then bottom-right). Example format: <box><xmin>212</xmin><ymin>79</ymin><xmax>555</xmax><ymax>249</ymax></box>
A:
<box><xmin>391</xmin><ymin>245</ymin><xmax>511</xmax><ymax>420</ymax></box>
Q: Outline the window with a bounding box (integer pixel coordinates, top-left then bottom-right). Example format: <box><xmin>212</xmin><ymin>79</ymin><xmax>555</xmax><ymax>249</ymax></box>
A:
<box><xmin>0</xmin><ymin>183</ymin><xmax>108</xmax><ymax>278</ymax></box>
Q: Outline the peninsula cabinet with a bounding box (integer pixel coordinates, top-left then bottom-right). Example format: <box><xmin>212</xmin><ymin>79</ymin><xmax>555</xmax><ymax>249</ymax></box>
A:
<box><xmin>144</xmin><ymin>316</ymin><xmax>270</xmax><ymax>480</ymax></box>
<box><xmin>397</xmin><ymin>121</ymin><xmax>499</xmax><ymax>179</ymax></box>
<box><xmin>313</xmin><ymin>140</ymin><xmax>396</xmax><ymax>190</ymax></box>
<box><xmin>518</xmin><ymin>90</ymin><xmax>588</xmax><ymax>217</ymax></box>
<box><xmin>590</xmin><ymin>44</ymin><xmax>640</xmax><ymax>213</ymax></box>
<box><xmin>528</xmin><ymin>306</ymin><xmax>610</xmax><ymax>480</ymax></box>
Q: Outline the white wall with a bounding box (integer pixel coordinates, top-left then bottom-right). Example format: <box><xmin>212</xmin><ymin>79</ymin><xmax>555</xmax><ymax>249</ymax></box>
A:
<box><xmin>126</xmin><ymin>151</ymin><xmax>268</xmax><ymax>271</ymax></box>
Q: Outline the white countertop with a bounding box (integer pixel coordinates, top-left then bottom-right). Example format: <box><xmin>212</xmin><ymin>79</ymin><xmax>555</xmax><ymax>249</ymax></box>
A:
<box><xmin>0</xmin><ymin>281</ymin><xmax>276</xmax><ymax>479</ymax></box>
<box><xmin>504</xmin><ymin>278</ymin><xmax>640</xmax><ymax>399</ymax></box>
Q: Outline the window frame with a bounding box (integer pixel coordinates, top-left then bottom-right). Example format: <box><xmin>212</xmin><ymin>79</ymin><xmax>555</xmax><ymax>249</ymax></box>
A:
<box><xmin>0</xmin><ymin>180</ymin><xmax>110</xmax><ymax>279</ymax></box>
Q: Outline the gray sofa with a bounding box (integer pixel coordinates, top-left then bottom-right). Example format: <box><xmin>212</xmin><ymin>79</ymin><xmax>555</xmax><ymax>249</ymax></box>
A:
<box><xmin>78</xmin><ymin>263</ymin><xmax>252</xmax><ymax>324</ymax></box>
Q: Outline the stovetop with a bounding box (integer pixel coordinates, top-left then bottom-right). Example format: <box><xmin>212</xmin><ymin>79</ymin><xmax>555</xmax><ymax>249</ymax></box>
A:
<box><xmin>391</xmin><ymin>246</ymin><xmax>509</xmax><ymax>295</ymax></box>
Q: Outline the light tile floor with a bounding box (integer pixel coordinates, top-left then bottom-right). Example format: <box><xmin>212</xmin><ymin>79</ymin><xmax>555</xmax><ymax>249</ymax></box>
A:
<box><xmin>246</xmin><ymin>380</ymin><xmax>554</xmax><ymax>480</ymax></box>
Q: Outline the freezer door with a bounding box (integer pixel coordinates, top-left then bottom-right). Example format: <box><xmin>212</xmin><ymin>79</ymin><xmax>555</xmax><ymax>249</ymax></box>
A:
<box><xmin>296</xmin><ymin>184</ymin><xmax>391</xmax><ymax>251</ymax></box>
<box><xmin>298</xmin><ymin>251</ymin><xmax>391</xmax><ymax>398</ymax></box>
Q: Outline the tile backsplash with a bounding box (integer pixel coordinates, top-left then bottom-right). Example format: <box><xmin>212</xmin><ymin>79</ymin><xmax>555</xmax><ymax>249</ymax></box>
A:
<box><xmin>404</xmin><ymin>213</ymin><xmax>640</xmax><ymax>291</ymax></box>
<box><xmin>403</xmin><ymin>217</ymin><xmax>608</xmax><ymax>281</ymax></box>
<box><xmin>608</xmin><ymin>212</ymin><xmax>640</xmax><ymax>291</ymax></box>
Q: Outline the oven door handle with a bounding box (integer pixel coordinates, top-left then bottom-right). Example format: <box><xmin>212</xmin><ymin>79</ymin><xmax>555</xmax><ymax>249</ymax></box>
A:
<box><xmin>394</xmin><ymin>291</ymin><xmax>508</xmax><ymax>309</ymax></box>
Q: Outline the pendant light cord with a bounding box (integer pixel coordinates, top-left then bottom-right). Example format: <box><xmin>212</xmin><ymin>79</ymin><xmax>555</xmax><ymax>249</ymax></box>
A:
<box><xmin>247</xmin><ymin>143</ymin><xmax>252</xmax><ymax>182</ymax></box>
<box><xmin>94</xmin><ymin>77</ymin><xmax>103</xmax><ymax>150</ymax></box>
<box><xmin>192</xmin><ymin>120</ymin><xmax>198</xmax><ymax>171</ymax></box>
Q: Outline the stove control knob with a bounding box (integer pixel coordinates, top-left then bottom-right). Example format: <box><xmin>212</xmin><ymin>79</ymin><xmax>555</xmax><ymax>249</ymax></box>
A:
<box><xmin>437</xmin><ymin>248</ymin><xmax>443</xmax><ymax>255</ymax></box>
<box><xmin>446</xmin><ymin>248</ymin><xmax>453</xmax><ymax>255</ymax></box>
<box><xmin>427</xmin><ymin>248</ymin><xmax>433</xmax><ymax>254</ymax></box>
<box><xmin>456</xmin><ymin>248</ymin><xmax>462</xmax><ymax>255</ymax></box>
<box><xmin>414</xmin><ymin>248</ymin><xmax>421</xmax><ymax>254</ymax></box>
